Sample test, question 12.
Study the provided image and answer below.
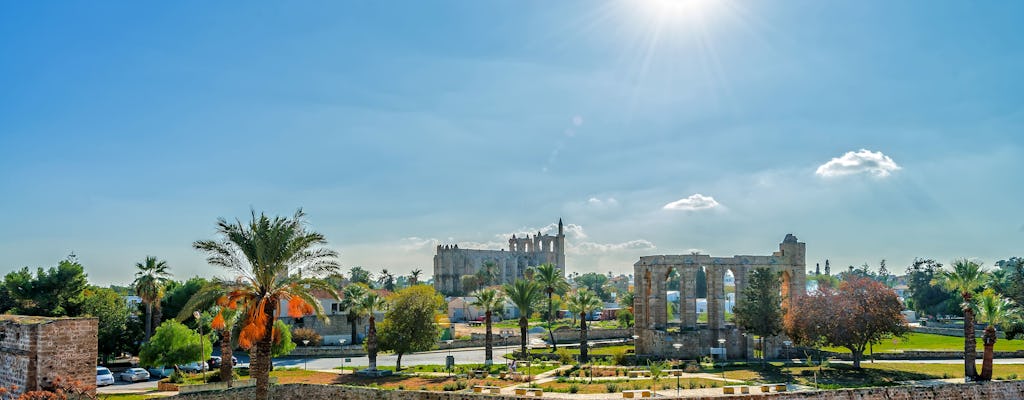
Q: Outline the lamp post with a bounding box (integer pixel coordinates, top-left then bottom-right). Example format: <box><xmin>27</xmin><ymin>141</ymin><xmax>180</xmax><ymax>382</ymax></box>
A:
<box><xmin>445</xmin><ymin>339</ymin><xmax>454</xmax><ymax>378</ymax></box>
<box><xmin>672</xmin><ymin>343</ymin><xmax>682</xmax><ymax>396</ymax></box>
<box><xmin>302</xmin><ymin>340</ymin><xmax>310</xmax><ymax>370</ymax></box>
<box><xmin>339</xmin><ymin>339</ymin><xmax>347</xmax><ymax>372</ymax></box>
<box><xmin>717</xmin><ymin>338</ymin><xmax>726</xmax><ymax>382</ymax></box>
<box><xmin>500</xmin><ymin>330</ymin><xmax>510</xmax><ymax>366</ymax></box>
<box><xmin>193</xmin><ymin>311</ymin><xmax>205</xmax><ymax>383</ymax></box>
<box><xmin>587</xmin><ymin>341</ymin><xmax>594</xmax><ymax>384</ymax></box>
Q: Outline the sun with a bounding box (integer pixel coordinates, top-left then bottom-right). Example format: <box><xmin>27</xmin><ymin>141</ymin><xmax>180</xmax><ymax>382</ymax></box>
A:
<box><xmin>636</xmin><ymin>0</ymin><xmax>721</xmax><ymax>25</ymax></box>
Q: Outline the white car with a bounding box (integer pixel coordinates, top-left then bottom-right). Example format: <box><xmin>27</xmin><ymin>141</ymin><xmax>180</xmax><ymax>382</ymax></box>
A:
<box><xmin>118</xmin><ymin>368</ymin><xmax>151</xmax><ymax>382</ymax></box>
<box><xmin>178</xmin><ymin>362</ymin><xmax>209</xmax><ymax>373</ymax></box>
<box><xmin>96</xmin><ymin>367</ymin><xmax>115</xmax><ymax>386</ymax></box>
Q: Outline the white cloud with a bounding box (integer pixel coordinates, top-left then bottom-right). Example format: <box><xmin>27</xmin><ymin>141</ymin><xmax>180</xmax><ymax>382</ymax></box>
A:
<box><xmin>571</xmin><ymin>239</ymin><xmax>656</xmax><ymax>254</ymax></box>
<box><xmin>587</xmin><ymin>197</ymin><xmax>619</xmax><ymax>208</ymax></box>
<box><xmin>662</xmin><ymin>194</ymin><xmax>720</xmax><ymax>211</ymax></box>
<box><xmin>815</xmin><ymin>149</ymin><xmax>901</xmax><ymax>178</ymax></box>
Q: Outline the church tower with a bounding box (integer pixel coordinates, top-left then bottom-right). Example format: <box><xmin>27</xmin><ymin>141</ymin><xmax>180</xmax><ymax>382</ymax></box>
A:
<box><xmin>556</xmin><ymin>218</ymin><xmax>566</xmax><ymax>273</ymax></box>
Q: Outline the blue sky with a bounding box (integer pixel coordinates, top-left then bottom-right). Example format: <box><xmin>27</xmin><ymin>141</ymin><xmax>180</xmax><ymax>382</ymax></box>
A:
<box><xmin>1</xmin><ymin>1</ymin><xmax>1022</xmax><ymax>285</ymax></box>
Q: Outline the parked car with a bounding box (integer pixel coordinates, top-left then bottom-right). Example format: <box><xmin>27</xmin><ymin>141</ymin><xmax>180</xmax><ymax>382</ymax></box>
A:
<box><xmin>207</xmin><ymin>356</ymin><xmax>239</xmax><ymax>369</ymax></box>
<box><xmin>118</xmin><ymin>368</ymin><xmax>150</xmax><ymax>382</ymax></box>
<box><xmin>147</xmin><ymin>365</ymin><xmax>175</xmax><ymax>378</ymax></box>
<box><xmin>96</xmin><ymin>367</ymin><xmax>115</xmax><ymax>387</ymax></box>
<box><xmin>178</xmin><ymin>361</ymin><xmax>210</xmax><ymax>373</ymax></box>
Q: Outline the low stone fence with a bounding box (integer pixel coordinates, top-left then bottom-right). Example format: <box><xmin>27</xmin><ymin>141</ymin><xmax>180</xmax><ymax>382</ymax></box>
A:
<box><xmin>285</xmin><ymin>346</ymin><xmax>366</xmax><ymax>357</ymax></box>
<box><xmin>552</xmin><ymin>328</ymin><xmax>632</xmax><ymax>343</ymax></box>
<box><xmin>913</xmin><ymin>325</ymin><xmax>1005</xmax><ymax>339</ymax></box>
<box><xmin>169</xmin><ymin>380</ymin><xmax>1024</xmax><ymax>400</ymax></box>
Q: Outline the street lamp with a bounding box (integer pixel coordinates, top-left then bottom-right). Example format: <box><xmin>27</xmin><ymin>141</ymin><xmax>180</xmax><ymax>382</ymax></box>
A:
<box><xmin>445</xmin><ymin>340</ymin><xmax>454</xmax><ymax>378</ymax></box>
<box><xmin>193</xmin><ymin>311</ymin><xmax>205</xmax><ymax>383</ymax></box>
<box><xmin>339</xmin><ymin>339</ymin><xmax>347</xmax><ymax>372</ymax></box>
<box><xmin>672</xmin><ymin>343</ymin><xmax>682</xmax><ymax>396</ymax></box>
<box><xmin>587</xmin><ymin>341</ymin><xmax>595</xmax><ymax>384</ymax></box>
<box><xmin>717</xmin><ymin>338</ymin><xmax>727</xmax><ymax>381</ymax></box>
<box><xmin>302</xmin><ymin>340</ymin><xmax>310</xmax><ymax>370</ymax></box>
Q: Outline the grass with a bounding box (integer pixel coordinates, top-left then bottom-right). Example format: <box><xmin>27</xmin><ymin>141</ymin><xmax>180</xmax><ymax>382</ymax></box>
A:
<box><xmin>822</xmin><ymin>332</ymin><xmax>1024</xmax><ymax>353</ymax></box>
<box><xmin>334</xmin><ymin>363</ymin><xmax>557</xmax><ymax>375</ymax></box>
<box><xmin>538</xmin><ymin>377</ymin><xmax>722</xmax><ymax>394</ymax></box>
<box><xmin>711</xmin><ymin>361</ymin><xmax>1024</xmax><ymax>389</ymax></box>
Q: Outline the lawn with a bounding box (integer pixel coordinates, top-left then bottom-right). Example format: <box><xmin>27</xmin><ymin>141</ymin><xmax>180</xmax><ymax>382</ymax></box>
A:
<box><xmin>535</xmin><ymin>377</ymin><xmax>723</xmax><ymax>394</ymax></box>
<box><xmin>821</xmin><ymin>332</ymin><xmax>1024</xmax><ymax>353</ymax></box>
<box><xmin>713</xmin><ymin>362</ymin><xmax>1024</xmax><ymax>389</ymax></box>
<box><xmin>335</xmin><ymin>362</ymin><xmax>558</xmax><ymax>376</ymax></box>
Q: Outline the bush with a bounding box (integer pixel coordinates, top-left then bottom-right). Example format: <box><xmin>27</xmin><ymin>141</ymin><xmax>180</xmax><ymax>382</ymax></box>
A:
<box><xmin>291</xmin><ymin>327</ymin><xmax>322</xmax><ymax>346</ymax></box>
<box><xmin>556</xmin><ymin>348</ymin><xmax>574</xmax><ymax>365</ymax></box>
<box><xmin>687</xmin><ymin>380</ymin><xmax>696</xmax><ymax>389</ymax></box>
<box><xmin>456</xmin><ymin>380</ymin><xmax>468</xmax><ymax>390</ymax></box>
<box><xmin>606</xmin><ymin>383</ymin><xmax>619</xmax><ymax>393</ymax></box>
<box><xmin>442</xmin><ymin>383</ymin><xmax>458</xmax><ymax>391</ymax></box>
<box><xmin>568</xmin><ymin>384</ymin><xmax>579</xmax><ymax>393</ymax></box>
<box><xmin>611</xmin><ymin>348</ymin><xmax>628</xmax><ymax>365</ymax></box>
<box><xmin>684</xmin><ymin>362</ymin><xmax>700</xmax><ymax>373</ymax></box>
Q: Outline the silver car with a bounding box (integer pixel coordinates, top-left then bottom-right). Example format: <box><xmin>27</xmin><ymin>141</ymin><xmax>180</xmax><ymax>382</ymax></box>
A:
<box><xmin>118</xmin><ymin>367</ymin><xmax>151</xmax><ymax>382</ymax></box>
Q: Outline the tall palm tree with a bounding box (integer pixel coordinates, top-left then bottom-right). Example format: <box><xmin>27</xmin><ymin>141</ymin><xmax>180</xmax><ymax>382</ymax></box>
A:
<box><xmin>341</xmin><ymin>284</ymin><xmax>369</xmax><ymax>346</ymax></box>
<box><xmin>409</xmin><ymin>268</ymin><xmax>423</xmax><ymax>286</ymax></box>
<box><xmin>471</xmin><ymin>288</ymin><xmax>506</xmax><ymax>366</ymax></box>
<box><xmin>535</xmin><ymin>263</ymin><xmax>569</xmax><ymax>350</ymax></box>
<box><xmin>359</xmin><ymin>291</ymin><xmax>387</xmax><ymax>371</ymax></box>
<box><xmin>193</xmin><ymin>209</ymin><xmax>340</xmax><ymax>400</ymax></box>
<box><xmin>503</xmin><ymin>279</ymin><xmax>543</xmax><ymax>355</ymax></box>
<box><xmin>178</xmin><ymin>283</ymin><xmax>241</xmax><ymax>387</ymax></box>
<box><xmin>133</xmin><ymin>256</ymin><xmax>171</xmax><ymax>341</ymax></box>
<box><xmin>567</xmin><ymin>289</ymin><xmax>602</xmax><ymax>363</ymax></box>
<box><xmin>976</xmin><ymin>289</ymin><xmax>1019</xmax><ymax>381</ymax></box>
<box><xmin>935</xmin><ymin>259</ymin><xmax>987</xmax><ymax>380</ymax></box>
<box><xmin>379</xmin><ymin>269</ymin><xmax>396</xmax><ymax>292</ymax></box>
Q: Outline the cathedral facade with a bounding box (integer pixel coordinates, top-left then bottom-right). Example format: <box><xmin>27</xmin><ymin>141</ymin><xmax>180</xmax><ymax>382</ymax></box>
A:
<box><xmin>433</xmin><ymin>219</ymin><xmax>566</xmax><ymax>295</ymax></box>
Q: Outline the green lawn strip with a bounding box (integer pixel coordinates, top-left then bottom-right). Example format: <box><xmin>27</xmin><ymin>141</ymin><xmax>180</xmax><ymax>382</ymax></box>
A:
<box><xmin>537</xmin><ymin>377</ymin><xmax>723</xmax><ymax>394</ymax></box>
<box><xmin>333</xmin><ymin>363</ymin><xmax>557</xmax><ymax>375</ymax></box>
<box><xmin>821</xmin><ymin>332</ymin><xmax>1024</xmax><ymax>353</ymax></box>
<box><xmin>710</xmin><ymin>362</ymin><xmax>1024</xmax><ymax>389</ymax></box>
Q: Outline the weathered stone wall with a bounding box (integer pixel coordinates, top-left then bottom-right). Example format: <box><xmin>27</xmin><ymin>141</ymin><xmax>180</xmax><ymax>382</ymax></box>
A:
<box><xmin>170</xmin><ymin>380</ymin><xmax>1024</xmax><ymax>400</ymax></box>
<box><xmin>552</xmin><ymin>328</ymin><xmax>631</xmax><ymax>343</ymax></box>
<box><xmin>0</xmin><ymin>316</ymin><xmax>97</xmax><ymax>396</ymax></box>
<box><xmin>914</xmin><ymin>325</ymin><xmax>1002</xmax><ymax>338</ymax></box>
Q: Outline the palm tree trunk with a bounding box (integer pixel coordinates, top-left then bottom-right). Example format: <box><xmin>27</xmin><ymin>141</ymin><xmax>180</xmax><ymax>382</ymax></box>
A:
<box><xmin>981</xmin><ymin>325</ymin><xmax>997</xmax><ymax>381</ymax></box>
<box><xmin>349</xmin><ymin>316</ymin><xmax>358</xmax><ymax>345</ymax></box>
<box><xmin>396</xmin><ymin>353</ymin><xmax>403</xmax><ymax>371</ymax></box>
<box><xmin>484</xmin><ymin>310</ymin><xmax>493</xmax><ymax>365</ymax></box>
<box><xmin>579</xmin><ymin>312</ymin><xmax>588</xmax><ymax>364</ymax></box>
<box><xmin>368</xmin><ymin>315</ymin><xmax>378</xmax><ymax>370</ymax></box>
<box><xmin>219</xmin><ymin>328</ymin><xmax>233</xmax><ymax>387</ymax></box>
<box><xmin>253</xmin><ymin>308</ymin><xmax>276</xmax><ymax>400</ymax></box>
<box><xmin>547</xmin><ymin>292</ymin><xmax>557</xmax><ymax>351</ymax></box>
<box><xmin>144</xmin><ymin>302</ymin><xmax>153</xmax><ymax>340</ymax></box>
<box><xmin>519</xmin><ymin>317</ymin><xmax>528</xmax><ymax>355</ymax></box>
<box><xmin>964</xmin><ymin>297</ymin><xmax>978</xmax><ymax>380</ymax></box>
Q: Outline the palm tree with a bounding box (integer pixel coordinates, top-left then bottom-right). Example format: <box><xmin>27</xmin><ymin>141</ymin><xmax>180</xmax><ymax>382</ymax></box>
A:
<box><xmin>935</xmin><ymin>259</ymin><xmax>987</xmax><ymax>380</ymax></box>
<box><xmin>477</xmin><ymin>261</ymin><xmax>499</xmax><ymax>287</ymax></box>
<box><xmin>976</xmin><ymin>289</ymin><xmax>1019</xmax><ymax>381</ymax></box>
<box><xmin>503</xmin><ymin>279</ymin><xmax>543</xmax><ymax>355</ymax></box>
<box><xmin>359</xmin><ymin>291</ymin><xmax>387</xmax><ymax>371</ymax></box>
<box><xmin>193</xmin><ymin>209</ymin><xmax>340</xmax><ymax>400</ymax></box>
<box><xmin>178</xmin><ymin>284</ymin><xmax>241</xmax><ymax>386</ymax></box>
<box><xmin>341</xmin><ymin>284</ymin><xmax>369</xmax><ymax>346</ymax></box>
<box><xmin>567</xmin><ymin>289</ymin><xmax>602</xmax><ymax>363</ymax></box>
<box><xmin>471</xmin><ymin>288</ymin><xmax>506</xmax><ymax>366</ymax></box>
<box><xmin>133</xmin><ymin>256</ymin><xmax>171</xmax><ymax>341</ymax></box>
<box><xmin>409</xmin><ymin>268</ymin><xmax>423</xmax><ymax>286</ymax></box>
<box><xmin>535</xmin><ymin>263</ymin><xmax>569</xmax><ymax>350</ymax></box>
<box><xmin>379</xmin><ymin>269</ymin><xmax>396</xmax><ymax>292</ymax></box>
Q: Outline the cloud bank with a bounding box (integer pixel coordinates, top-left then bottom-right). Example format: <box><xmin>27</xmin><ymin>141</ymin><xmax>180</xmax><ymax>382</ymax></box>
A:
<box><xmin>663</xmin><ymin>194</ymin><xmax>720</xmax><ymax>211</ymax></box>
<box><xmin>815</xmin><ymin>149</ymin><xmax>901</xmax><ymax>178</ymax></box>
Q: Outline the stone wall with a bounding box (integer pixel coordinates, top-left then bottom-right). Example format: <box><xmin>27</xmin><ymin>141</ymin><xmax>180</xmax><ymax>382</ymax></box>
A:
<box><xmin>170</xmin><ymin>380</ymin><xmax>1024</xmax><ymax>400</ymax></box>
<box><xmin>0</xmin><ymin>315</ymin><xmax>97</xmax><ymax>396</ymax></box>
<box><xmin>914</xmin><ymin>325</ymin><xmax>1003</xmax><ymax>339</ymax></box>
<box><xmin>552</xmin><ymin>328</ymin><xmax>631</xmax><ymax>343</ymax></box>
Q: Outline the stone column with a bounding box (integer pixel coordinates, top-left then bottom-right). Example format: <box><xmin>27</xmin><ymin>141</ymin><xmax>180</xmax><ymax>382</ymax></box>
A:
<box><xmin>707</xmin><ymin>265</ymin><xmax>726</xmax><ymax>331</ymax></box>
<box><xmin>650</xmin><ymin>269</ymin><xmax>667</xmax><ymax>329</ymax></box>
<box><xmin>682</xmin><ymin>266</ymin><xmax>698</xmax><ymax>329</ymax></box>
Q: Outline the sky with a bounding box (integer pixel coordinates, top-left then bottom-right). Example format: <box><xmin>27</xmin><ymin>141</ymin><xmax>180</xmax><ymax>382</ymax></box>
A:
<box><xmin>1</xmin><ymin>1</ymin><xmax>1022</xmax><ymax>286</ymax></box>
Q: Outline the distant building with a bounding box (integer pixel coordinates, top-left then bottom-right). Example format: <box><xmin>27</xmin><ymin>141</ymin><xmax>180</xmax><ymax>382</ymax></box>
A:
<box><xmin>433</xmin><ymin>219</ymin><xmax>567</xmax><ymax>296</ymax></box>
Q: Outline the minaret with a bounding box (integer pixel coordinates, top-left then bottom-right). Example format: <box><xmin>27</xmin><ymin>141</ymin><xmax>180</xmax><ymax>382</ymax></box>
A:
<box><xmin>556</xmin><ymin>218</ymin><xmax>566</xmax><ymax>273</ymax></box>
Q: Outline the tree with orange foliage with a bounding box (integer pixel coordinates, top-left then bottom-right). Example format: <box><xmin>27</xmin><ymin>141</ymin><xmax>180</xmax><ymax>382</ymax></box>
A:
<box><xmin>193</xmin><ymin>209</ymin><xmax>340</xmax><ymax>400</ymax></box>
<box><xmin>785</xmin><ymin>275</ymin><xmax>908</xmax><ymax>368</ymax></box>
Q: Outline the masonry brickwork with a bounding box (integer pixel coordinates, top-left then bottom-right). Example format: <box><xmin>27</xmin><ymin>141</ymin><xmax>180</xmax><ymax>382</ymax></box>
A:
<box><xmin>0</xmin><ymin>315</ymin><xmax>97</xmax><ymax>396</ymax></box>
<box><xmin>170</xmin><ymin>381</ymin><xmax>1024</xmax><ymax>400</ymax></box>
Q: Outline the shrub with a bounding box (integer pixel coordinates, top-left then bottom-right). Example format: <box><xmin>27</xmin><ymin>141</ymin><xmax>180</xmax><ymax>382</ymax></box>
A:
<box><xmin>442</xmin><ymin>383</ymin><xmax>458</xmax><ymax>391</ymax></box>
<box><xmin>455</xmin><ymin>380</ymin><xmax>468</xmax><ymax>390</ymax></box>
<box><xmin>611</xmin><ymin>348</ymin><xmax>628</xmax><ymax>365</ymax></box>
<box><xmin>1009</xmin><ymin>374</ymin><xmax>1018</xmax><ymax>380</ymax></box>
<box><xmin>605</xmin><ymin>383</ymin><xmax>619</xmax><ymax>393</ymax></box>
<box><xmin>661</xmin><ymin>384</ymin><xmax>671</xmax><ymax>390</ymax></box>
<box><xmin>291</xmin><ymin>327</ymin><xmax>322</xmax><ymax>346</ymax></box>
<box><xmin>568</xmin><ymin>384</ymin><xmax>579</xmax><ymax>393</ymax></box>
<box><xmin>556</xmin><ymin>348</ymin><xmax>574</xmax><ymax>365</ymax></box>
<box><xmin>684</xmin><ymin>362</ymin><xmax>700</xmax><ymax>373</ymax></box>
<box><xmin>688</xmin><ymin>380</ymin><xmax>697</xmax><ymax>389</ymax></box>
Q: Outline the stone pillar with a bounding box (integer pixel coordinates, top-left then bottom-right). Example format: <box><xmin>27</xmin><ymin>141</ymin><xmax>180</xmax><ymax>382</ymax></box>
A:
<box><xmin>706</xmin><ymin>265</ymin><xmax>721</xmax><ymax>331</ymax></box>
<box><xmin>682</xmin><ymin>266</ymin><xmax>698</xmax><ymax>329</ymax></box>
<box><xmin>732</xmin><ymin>266</ymin><xmax>747</xmax><ymax>315</ymax></box>
<box><xmin>650</xmin><ymin>269</ymin><xmax>667</xmax><ymax>329</ymax></box>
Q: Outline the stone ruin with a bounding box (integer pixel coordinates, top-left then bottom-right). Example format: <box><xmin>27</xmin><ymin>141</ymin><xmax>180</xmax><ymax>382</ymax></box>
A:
<box><xmin>0</xmin><ymin>315</ymin><xmax>97</xmax><ymax>396</ymax></box>
<box><xmin>632</xmin><ymin>234</ymin><xmax>806</xmax><ymax>360</ymax></box>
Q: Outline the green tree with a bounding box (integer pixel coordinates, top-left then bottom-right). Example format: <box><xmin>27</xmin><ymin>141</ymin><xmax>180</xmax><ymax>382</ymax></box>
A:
<box><xmin>378</xmin><ymin>269</ymin><xmax>396</xmax><ymax>292</ymax></box>
<box><xmin>177</xmin><ymin>282</ymin><xmax>243</xmax><ymax>386</ymax></box>
<box><xmin>341</xmin><ymin>284</ymin><xmax>369</xmax><ymax>345</ymax></box>
<box><xmin>139</xmin><ymin>320</ymin><xmax>212</xmax><ymax>375</ymax></box>
<box><xmin>83</xmin><ymin>286</ymin><xmax>134</xmax><ymax>363</ymax></box>
<box><xmin>349</xmin><ymin>266</ymin><xmax>373</xmax><ymax>286</ymax></box>
<box><xmin>460</xmin><ymin>274</ymin><xmax>481</xmax><ymax>295</ymax></box>
<box><xmin>409</xmin><ymin>268</ymin><xmax>423</xmax><ymax>286</ymax></box>
<box><xmin>476</xmin><ymin>261</ymin><xmax>499</xmax><ymax>287</ymax></box>
<box><xmin>566</xmin><ymin>289</ymin><xmax>602</xmax><ymax>363</ymax></box>
<box><xmin>192</xmin><ymin>209</ymin><xmax>340</xmax><ymax>400</ymax></box>
<box><xmin>359</xmin><ymin>291</ymin><xmax>387</xmax><ymax>371</ymax></box>
<box><xmin>503</xmin><ymin>279</ymin><xmax>543</xmax><ymax>355</ymax></box>
<box><xmin>470</xmin><ymin>287</ymin><xmax>506</xmax><ymax>366</ymax></box>
<box><xmin>378</xmin><ymin>285</ymin><xmax>444</xmax><ymax>370</ymax></box>
<box><xmin>934</xmin><ymin>259</ymin><xmax>987</xmax><ymax>380</ymax></box>
<box><xmin>976</xmin><ymin>289</ymin><xmax>1019</xmax><ymax>381</ymax></box>
<box><xmin>994</xmin><ymin>257</ymin><xmax>1024</xmax><ymax>305</ymax></box>
<box><xmin>270</xmin><ymin>319</ymin><xmax>297</xmax><ymax>357</ymax></box>
<box><xmin>535</xmin><ymin>263</ymin><xmax>569</xmax><ymax>350</ymax></box>
<box><xmin>4</xmin><ymin>258</ymin><xmax>89</xmax><ymax>317</ymax></box>
<box><xmin>133</xmin><ymin>256</ymin><xmax>172</xmax><ymax>341</ymax></box>
<box><xmin>617</xmin><ymin>309</ymin><xmax>634</xmax><ymax>328</ymax></box>
<box><xmin>904</xmin><ymin>259</ymin><xmax>957</xmax><ymax>317</ymax></box>
<box><xmin>575</xmin><ymin>273</ymin><xmax>613</xmax><ymax>302</ymax></box>
<box><xmin>732</xmin><ymin>267</ymin><xmax>783</xmax><ymax>367</ymax></box>
<box><xmin>161</xmin><ymin>277</ymin><xmax>209</xmax><ymax>326</ymax></box>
